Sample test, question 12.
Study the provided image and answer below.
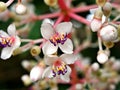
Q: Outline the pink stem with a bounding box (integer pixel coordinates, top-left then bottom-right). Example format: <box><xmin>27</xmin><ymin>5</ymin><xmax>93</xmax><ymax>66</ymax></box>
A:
<box><xmin>71</xmin><ymin>4</ymin><xmax>97</xmax><ymax>13</ymax></box>
<box><xmin>58</xmin><ymin>0</ymin><xmax>69</xmax><ymax>10</ymax></box>
<box><xmin>68</xmin><ymin>12</ymin><xmax>90</xmax><ymax>26</ymax></box>
<box><xmin>53</xmin><ymin>14</ymin><xmax>64</xmax><ymax>28</ymax></box>
<box><xmin>37</xmin><ymin>12</ymin><xmax>60</xmax><ymax>20</ymax></box>
<box><xmin>75</xmin><ymin>60</ymin><xmax>84</xmax><ymax>69</ymax></box>
<box><xmin>6</xmin><ymin>0</ymin><xmax>14</xmax><ymax>7</ymax></box>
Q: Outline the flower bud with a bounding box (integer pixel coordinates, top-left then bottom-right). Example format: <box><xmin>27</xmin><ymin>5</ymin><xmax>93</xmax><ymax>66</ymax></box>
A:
<box><xmin>0</xmin><ymin>2</ymin><xmax>7</xmax><ymax>13</ymax></box>
<box><xmin>102</xmin><ymin>2</ymin><xmax>112</xmax><ymax>17</ymax></box>
<box><xmin>13</xmin><ymin>48</ymin><xmax>22</xmax><ymax>56</ymax></box>
<box><xmin>15</xmin><ymin>3</ymin><xmax>27</xmax><ymax>15</ymax></box>
<box><xmin>96</xmin><ymin>0</ymin><xmax>107</xmax><ymax>7</ymax></box>
<box><xmin>44</xmin><ymin>0</ymin><xmax>57</xmax><ymax>7</ymax></box>
<box><xmin>30</xmin><ymin>66</ymin><xmax>44</xmax><ymax>82</ymax></box>
<box><xmin>30</xmin><ymin>46</ymin><xmax>41</xmax><ymax>56</ymax></box>
<box><xmin>21</xmin><ymin>74</ymin><xmax>32</xmax><ymax>86</ymax></box>
<box><xmin>91</xmin><ymin>62</ymin><xmax>100</xmax><ymax>71</ymax></box>
<box><xmin>103</xmin><ymin>41</ymin><xmax>114</xmax><ymax>48</ymax></box>
<box><xmin>100</xmin><ymin>25</ymin><xmax>118</xmax><ymax>42</ymax></box>
<box><xmin>97</xmin><ymin>50</ymin><xmax>108</xmax><ymax>64</ymax></box>
<box><xmin>90</xmin><ymin>9</ymin><xmax>103</xmax><ymax>32</ymax></box>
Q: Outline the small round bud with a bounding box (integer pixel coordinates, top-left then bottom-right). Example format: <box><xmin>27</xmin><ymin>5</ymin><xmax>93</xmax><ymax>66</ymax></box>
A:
<box><xmin>103</xmin><ymin>41</ymin><xmax>114</xmax><ymax>48</ymax></box>
<box><xmin>96</xmin><ymin>0</ymin><xmax>107</xmax><ymax>7</ymax></box>
<box><xmin>0</xmin><ymin>2</ymin><xmax>7</xmax><ymax>13</ymax></box>
<box><xmin>15</xmin><ymin>3</ymin><xmax>27</xmax><ymax>15</ymax></box>
<box><xmin>44</xmin><ymin>0</ymin><xmax>57</xmax><ymax>7</ymax></box>
<box><xmin>102</xmin><ymin>2</ymin><xmax>112</xmax><ymax>17</ymax></box>
<box><xmin>100</xmin><ymin>25</ymin><xmax>118</xmax><ymax>42</ymax></box>
<box><xmin>21</xmin><ymin>75</ymin><xmax>32</xmax><ymax>86</ymax></box>
<box><xmin>91</xmin><ymin>62</ymin><xmax>100</xmax><ymax>71</ymax></box>
<box><xmin>90</xmin><ymin>19</ymin><xmax>102</xmax><ymax>32</ymax></box>
<box><xmin>30</xmin><ymin>46</ymin><xmax>41</xmax><ymax>56</ymax></box>
<box><xmin>97</xmin><ymin>50</ymin><xmax>108</xmax><ymax>64</ymax></box>
<box><xmin>30</xmin><ymin>66</ymin><xmax>44</xmax><ymax>82</ymax></box>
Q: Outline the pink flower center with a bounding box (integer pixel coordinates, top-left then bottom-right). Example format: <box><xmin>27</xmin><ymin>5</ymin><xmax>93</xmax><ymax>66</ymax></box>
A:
<box><xmin>49</xmin><ymin>33</ymin><xmax>67</xmax><ymax>46</ymax></box>
<box><xmin>52</xmin><ymin>59</ymin><xmax>67</xmax><ymax>77</ymax></box>
<box><xmin>0</xmin><ymin>36</ymin><xmax>15</xmax><ymax>48</ymax></box>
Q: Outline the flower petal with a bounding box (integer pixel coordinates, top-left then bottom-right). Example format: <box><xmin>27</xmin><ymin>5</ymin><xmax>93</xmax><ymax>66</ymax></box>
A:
<box><xmin>42</xmin><ymin>41</ymin><xmax>58</xmax><ymax>55</ymax></box>
<box><xmin>0</xmin><ymin>30</ymin><xmax>9</xmax><ymax>37</ymax></box>
<box><xmin>59</xmin><ymin>38</ymin><xmax>73</xmax><ymax>54</ymax></box>
<box><xmin>56</xmin><ymin>22</ymin><xmax>72</xmax><ymax>34</ymax></box>
<box><xmin>44</xmin><ymin>55</ymin><xmax>58</xmax><ymax>65</ymax></box>
<box><xmin>13</xmin><ymin>36</ymin><xmax>21</xmax><ymax>49</ymax></box>
<box><xmin>60</xmin><ymin>65</ymin><xmax>71</xmax><ymax>82</ymax></box>
<box><xmin>42</xmin><ymin>66</ymin><xmax>53</xmax><ymax>78</ymax></box>
<box><xmin>1</xmin><ymin>47</ymin><xmax>14</xmax><ymax>60</ymax></box>
<box><xmin>7</xmin><ymin>23</ymin><xmax>16</xmax><ymax>36</ymax></box>
<box><xmin>60</xmin><ymin>54</ymin><xmax>78</xmax><ymax>64</ymax></box>
<box><xmin>41</xmin><ymin>23</ymin><xmax>55</xmax><ymax>39</ymax></box>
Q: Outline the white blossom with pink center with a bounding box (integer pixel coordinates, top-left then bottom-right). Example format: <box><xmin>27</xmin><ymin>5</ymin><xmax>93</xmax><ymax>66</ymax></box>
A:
<box><xmin>0</xmin><ymin>24</ymin><xmax>21</xmax><ymax>60</ymax></box>
<box><xmin>41</xmin><ymin>22</ymin><xmax>73</xmax><ymax>55</ymax></box>
<box><xmin>42</xmin><ymin>54</ymin><xmax>78</xmax><ymax>82</ymax></box>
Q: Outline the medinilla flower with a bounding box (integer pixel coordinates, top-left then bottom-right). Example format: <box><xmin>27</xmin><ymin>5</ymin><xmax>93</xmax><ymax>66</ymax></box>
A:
<box><xmin>0</xmin><ymin>24</ymin><xmax>21</xmax><ymax>60</ymax></box>
<box><xmin>41</xmin><ymin>22</ymin><xmax>73</xmax><ymax>55</ymax></box>
<box><xmin>42</xmin><ymin>54</ymin><xmax>78</xmax><ymax>82</ymax></box>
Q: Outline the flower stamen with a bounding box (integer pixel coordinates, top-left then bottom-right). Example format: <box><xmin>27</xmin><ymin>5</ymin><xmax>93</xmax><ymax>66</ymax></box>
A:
<box><xmin>49</xmin><ymin>33</ymin><xmax>67</xmax><ymax>46</ymax></box>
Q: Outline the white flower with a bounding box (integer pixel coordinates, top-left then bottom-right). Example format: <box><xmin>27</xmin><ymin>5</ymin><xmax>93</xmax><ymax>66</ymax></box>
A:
<box><xmin>42</xmin><ymin>54</ymin><xmax>78</xmax><ymax>82</ymax></box>
<box><xmin>41</xmin><ymin>22</ymin><xmax>73</xmax><ymax>55</ymax></box>
<box><xmin>0</xmin><ymin>24</ymin><xmax>21</xmax><ymax>60</ymax></box>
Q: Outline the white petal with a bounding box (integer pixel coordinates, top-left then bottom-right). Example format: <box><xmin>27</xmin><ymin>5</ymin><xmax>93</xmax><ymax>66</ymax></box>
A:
<box><xmin>41</xmin><ymin>23</ymin><xmax>55</xmax><ymax>39</ymax></box>
<box><xmin>60</xmin><ymin>54</ymin><xmax>78</xmax><ymax>64</ymax></box>
<box><xmin>7</xmin><ymin>23</ymin><xmax>16</xmax><ymax>36</ymax></box>
<box><xmin>30</xmin><ymin>66</ymin><xmax>44</xmax><ymax>82</ymax></box>
<box><xmin>1</xmin><ymin>47</ymin><xmax>14</xmax><ymax>60</ymax></box>
<box><xmin>44</xmin><ymin>55</ymin><xmax>58</xmax><ymax>65</ymax></box>
<box><xmin>42</xmin><ymin>67</ymin><xmax>53</xmax><ymax>78</ymax></box>
<box><xmin>60</xmin><ymin>66</ymin><xmax>71</xmax><ymax>82</ymax></box>
<box><xmin>59</xmin><ymin>38</ymin><xmax>73</xmax><ymax>54</ymax></box>
<box><xmin>42</xmin><ymin>41</ymin><xmax>58</xmax><ymax>55</ymax></box>
<box><xmin>0</xmin><ymin>30</ymin><xmax>9</xmax><ymax>37</ymax></box>
<box><xmin>56</xmin><ymin>22</ymin><xmax>72</xmax><ymax>34</ymax></box>
<box><xmin>13</xmin><ymin>36</ymin><xmax>21</xmax><ymax>49</ymax></box>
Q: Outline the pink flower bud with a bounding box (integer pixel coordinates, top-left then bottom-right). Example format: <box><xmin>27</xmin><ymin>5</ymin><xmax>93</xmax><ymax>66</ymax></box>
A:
<box><xmin>100</xmin><ymin>25</ymin><xmax>118</xmax><ymax>42</ymax></box>
<box><xmin>90</xmin><ymin>19</ymin><xmax>102</xmax><ymax>32</ymax></box>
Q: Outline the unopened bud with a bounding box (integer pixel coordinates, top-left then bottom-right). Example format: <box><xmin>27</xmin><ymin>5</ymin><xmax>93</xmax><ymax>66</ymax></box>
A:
<box><xmin>97</xmin><ymin>50</ymin><xmax>108</xmax><ymax>64</ymax></box>
<box><xmin>91</xmin><ymin>62</ymin><xmax>100</xmax><ymax>71</ymax></box>
<box><xmin>21</xmin><ymin>75</ymin><xmax>32</xmax><ymax>86</ymax></box>
<box><xmin>0</xmin><ymin>2</ymin><xmax>7</xmax><ymax>13</ymax></box>
<box><xmin>103</xmin><ymin>41</ymin><xmax>114</xmax><ymax>48</ymax></box>
<box><xmin>90</xmin><ymin>8</ymin><xmax>103</xmax><ymax>32</ymax></box>
<box><xmin>96</xmin><ymin>0</ymin><xmax>107</xmax><ymax>7</ymax></box>
<box><xmin>44</xmin><ymin>0</ymin><xmax>57</xmax><ymax>7</ymax></box>
<box><xmin>102</xmin><ymin>2</ymin><xmax>112</xmax><ymax>17</ymax></box>
<box><xmin>30</xmin><ymin>66</ymin><xmax>44</xmax><ymax>82</ymax></box>
<box><xmin>15</xmin><ymin>3</ymin><xmax>27</xmax><ymax>15</ymax></box>
<box><xmin>100</xmin><ymin>25</ymin><xmax>118</xmax><ymax>42</ymax></box>
<box><xmin>30</xmin><ymin>46</ymin><xmax>41</xmax><ymax>56</ymax></box>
